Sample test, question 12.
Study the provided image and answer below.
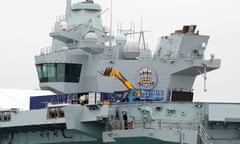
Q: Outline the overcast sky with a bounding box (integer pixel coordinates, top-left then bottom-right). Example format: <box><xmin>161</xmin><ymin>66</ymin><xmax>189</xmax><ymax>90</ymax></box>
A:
<box><xmin>0</xmin><ymin>0</ymin><xmax>240</xmax><ymax>109</ymax></box>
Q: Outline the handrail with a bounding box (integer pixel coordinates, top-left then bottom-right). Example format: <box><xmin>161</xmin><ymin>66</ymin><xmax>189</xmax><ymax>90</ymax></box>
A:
<box><xmin>158</xmin><ymin>54</ymin><xmax>203</xmax><ymax>60</ymax></box>
<box><xmin>199</xmin><ymin>124</ymin><xmax>213</xmax><ymax>144</ymax></box>
<box><xmin>107</xmin><ymin>119</ymin><xmax>200</xmax><ymax>131</ymax></box>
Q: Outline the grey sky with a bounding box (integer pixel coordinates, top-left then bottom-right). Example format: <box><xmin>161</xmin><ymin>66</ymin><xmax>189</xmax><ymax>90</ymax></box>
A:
<box><xmin>0</xmin><ymin>0</ymin><xmax>240</xmax><ymax>109</ymax></box>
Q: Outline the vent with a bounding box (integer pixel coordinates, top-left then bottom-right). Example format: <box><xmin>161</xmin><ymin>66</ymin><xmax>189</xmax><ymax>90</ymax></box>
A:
<box><xmin>171</xmin><ymin>91</ymin><xmax>193</xmax><ymax>102</ymax></box>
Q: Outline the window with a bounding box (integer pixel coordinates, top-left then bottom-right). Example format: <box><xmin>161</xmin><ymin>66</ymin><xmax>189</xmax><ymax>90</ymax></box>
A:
<box><xmin>56</xmin><ymin>64</ymin><xmax>65</xmax><ymax>82</ymax></box>
<box><xmin>36</xmin><ymin>63</ymin><xmax>82</xmax><ymax>83</ymax></box>
<box><xmin>47</xmin><ymin>64</ymin><xmax>56</xmax><ymax>82</ymax></box>
<box><xmin>36</xmin><ymin>65</ymin><xmax>43</xmax><ymax>80</ymax></box>
<box><xmin>65</xmin><ymin>64</ymin><xmax>81</xmax><ymax>82</ymax></box>
<box><xmin>36</xmin><ymin>64</ymin><xmax>48</xmax><ymax>82</ymax></box>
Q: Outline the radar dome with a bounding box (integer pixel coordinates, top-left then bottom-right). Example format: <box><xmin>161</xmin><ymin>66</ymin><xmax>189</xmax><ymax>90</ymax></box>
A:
<box><xmin>84</xmin><ymin>32</ymin><xmax>98</xmax><ymax>44</ymax></box>
<box><xmin>123</xmin><ymin>41</ymin><xmax>140</xmax><ymax>59</ymax></box>
<box><xmin>85</xmin><ymin>32</ymin><xmax>98</xmax><ymax>39</ymax></box>
<box><xmin>60</xmin><ymin>21</ymin><xmax>68</xmax><ymax>31</ymax></box>
<box><xmin>115</xmin><ymin>34</ymin><xmax>127</xmax><ymax>45</ymax></box>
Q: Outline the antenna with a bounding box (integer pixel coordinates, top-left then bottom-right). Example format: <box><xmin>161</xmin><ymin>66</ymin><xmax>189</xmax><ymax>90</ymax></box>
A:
<box><xmin>141</xmin><ymin>14</ymin><xmax>143</xmax><ymax>32</ymax></box>
<box><xmin>198</xmin><ymin>64</ymin><xmax>207</xmax><ymax>92</ymax></box>
<box><xmin>203</xmin><ymin>64</ymin><xmax>207</xmax><ymax>92</ymax></box>
<box><xmin>109</xmin><ymin>0</ymin><xmax>113</xmax><ymax>46</ymax></box>
<box><xmin>139</xmin><ymin>15</ymin><xmax>146</xmax><ymax>49</ymax></box>
<box><xmin>117</xmin><ymin>15</ymin><xmax>149</xmax><ymax>48</ymax></box>
<box><xmin>66</xmin><ymin>0</ymin><xmax>72</xmax><ymax>20</ymax></box>
<box><xmin>98</xmin><ymin>8</ymin><xmax>109</xmax><ymax>17</ymax></box>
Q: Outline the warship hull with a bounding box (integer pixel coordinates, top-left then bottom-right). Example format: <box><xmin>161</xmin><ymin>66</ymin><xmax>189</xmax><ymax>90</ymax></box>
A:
<box><xmin>1</xmin><ymin>102</ymin><xmax>240</xmax><ymax>144</ymax></box>
<box><xmin>1</xmin><ymin>0</ymin><xmax>240</xmax><ymax>144</ymax></box>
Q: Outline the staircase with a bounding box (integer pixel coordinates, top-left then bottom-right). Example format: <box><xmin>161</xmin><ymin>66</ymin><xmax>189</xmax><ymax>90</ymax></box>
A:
<box><xmin>199</xmin><ymin>124</ymin><xmax>213</xmax><ymax>144</ymax></box>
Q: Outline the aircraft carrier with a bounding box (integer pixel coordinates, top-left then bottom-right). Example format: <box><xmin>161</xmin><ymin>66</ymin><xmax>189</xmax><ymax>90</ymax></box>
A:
<box><xmin>1</xmin><ymin>0</ymin><xmax>240</xmax><ymax>144</ymax></box>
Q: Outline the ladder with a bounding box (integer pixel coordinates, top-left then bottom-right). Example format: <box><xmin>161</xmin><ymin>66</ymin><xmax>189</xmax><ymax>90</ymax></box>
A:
<box><xmin>199</xmin><ymin>124</ymin><xmax>213</xmax><ymax>144</ymax></box>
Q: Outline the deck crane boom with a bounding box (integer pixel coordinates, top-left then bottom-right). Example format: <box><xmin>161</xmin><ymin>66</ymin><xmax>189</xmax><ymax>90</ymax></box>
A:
<box><xmin>100</xmin><ymin>67</ymin><xmax>141</xmax><ymax>101</ymax></box>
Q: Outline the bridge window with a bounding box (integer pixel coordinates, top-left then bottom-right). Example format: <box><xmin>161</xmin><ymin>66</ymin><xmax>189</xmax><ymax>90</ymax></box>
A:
<box><xmin>36</xmin><ymin>63</ymin><xmax>82</xmax><ymax>83</ymax></box>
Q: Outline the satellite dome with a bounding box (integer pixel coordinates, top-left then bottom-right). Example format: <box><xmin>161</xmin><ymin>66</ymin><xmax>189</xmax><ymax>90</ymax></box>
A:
<box><xmin>84</xmin><ymin>32</ymin><xmax>98</xmax><ymax>40</ymax></box>
<box><xmin>123</xmin><ymin>41</ymin><xmax>140</xmax><ymax>59</ymax></box>
<box><xmin>84</xmin><ymin>32</ymin><xmax>98</xmax><ymax>45</ymax></box>
<box><xmin>115</xmin><ymin>34</ymin><xmax>127</xmax><ymax>45</ymax></box>
<box><xmin>60</xmin><ymin>21</ymin><xmax>68</xmax><ymax>31</ymax></box>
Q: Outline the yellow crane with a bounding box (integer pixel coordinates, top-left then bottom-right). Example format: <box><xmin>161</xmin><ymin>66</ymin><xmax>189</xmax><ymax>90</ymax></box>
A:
<box><xmin>100</xmin><ymin>67</ymin><xmax>141</xmax><ymax>98</ymax></box>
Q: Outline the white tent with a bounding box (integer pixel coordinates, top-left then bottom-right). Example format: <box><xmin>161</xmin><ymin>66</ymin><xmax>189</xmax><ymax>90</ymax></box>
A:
<box><xmin>0</xmin><ymin>89</ymin><xmax>55</xmax><ymax>110</ymax></box>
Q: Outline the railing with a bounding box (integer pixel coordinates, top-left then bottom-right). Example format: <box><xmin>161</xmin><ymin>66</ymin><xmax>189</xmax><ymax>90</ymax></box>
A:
<box><xmin>67</xmin><ymin>43</ymin><xmax>78</xmax><ymax>49</ymax></box>
<box><xmin>79</xmin><ymin>39</ymin><xmax>98</xmax><ymax>46</ymax></box>
<box><xmin>40</xmin><ymin>47</ymin><xmax>52</xmax><ymax>55</ymax></box>
<box><xmin>56</xmin><ymin>15</ymin><xmax>65</xmax><ymax>22</ymax></box>
<box><xmin>108</xmin><ymin>119</ymin><xmax>200</xmax><ymax>131</ymax></box>
<box><xmin>39</xmin><ymin>41</ymin><xmax>102</xmax><ymax>55</ymax></box>
<box><xmin>199</xmin><ymin>124</ymin><xmax>213</xmax><ymax>144</ymax></box>
<box><xmin>39</xmin><ymin>44</ymin><xmax>76</xmax><ymax>56</ymax></box>
<box><xmin>159</xmin><ymin>53</ymin><xmax>203</xmax><ymax>60</ymax></box>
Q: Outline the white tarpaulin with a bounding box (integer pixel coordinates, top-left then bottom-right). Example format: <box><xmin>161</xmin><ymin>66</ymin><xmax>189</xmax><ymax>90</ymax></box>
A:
<box><xmin>0</xmin><ymin>89</ymin><xmax>54</xmax><ymax>110</ymax></box>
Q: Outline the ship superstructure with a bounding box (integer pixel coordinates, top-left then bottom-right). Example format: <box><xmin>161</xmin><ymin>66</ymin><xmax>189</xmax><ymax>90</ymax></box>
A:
<box><xmin>1</xmin><ymin>0</ymin><xmax>240</xmax><ymax>144</ymax></box>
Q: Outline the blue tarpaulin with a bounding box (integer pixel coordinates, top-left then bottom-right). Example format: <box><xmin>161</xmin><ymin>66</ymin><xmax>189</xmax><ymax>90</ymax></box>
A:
<box><xmin>30</xmin><ymin>94</ymin><xmax>78</xmax><ymax>110</ymax></box>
